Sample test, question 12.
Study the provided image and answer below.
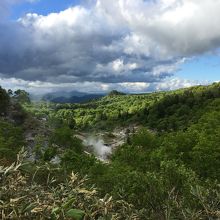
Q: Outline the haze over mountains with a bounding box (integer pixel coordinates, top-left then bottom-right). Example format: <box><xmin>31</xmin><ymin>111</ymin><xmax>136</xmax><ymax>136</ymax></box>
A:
<box><xmin>31</xmin><ymin>90</ymin><xmax>127</xmax><ymax>103</ymax></box>
<box><xmin>42</xmin><ymin>91</ymin><xmax>104</xmax><ymax>103</ymax></box>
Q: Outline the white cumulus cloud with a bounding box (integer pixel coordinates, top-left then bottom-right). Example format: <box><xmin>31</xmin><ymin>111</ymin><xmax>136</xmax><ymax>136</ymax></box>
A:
<box><xmin>0</xmin><ymin>0</ymin><xmax>219</xmax><ymax>93</ymax></box>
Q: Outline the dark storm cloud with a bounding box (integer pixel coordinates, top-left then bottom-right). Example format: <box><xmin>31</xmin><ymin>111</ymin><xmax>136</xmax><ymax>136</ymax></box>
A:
<box><xmin>0</xmin><ymin>11</ymin><xmax>174</xmax><ymax>84</ymax></box>
<box><xmin>0</xmin><ymin>0</ymin><xmax>220</xmax><ymax>91</ymax></box>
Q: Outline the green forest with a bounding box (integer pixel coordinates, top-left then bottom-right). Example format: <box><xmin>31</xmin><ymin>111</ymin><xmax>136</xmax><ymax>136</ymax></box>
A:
<box><xmin>0</xmin><ymin>83</ymin><xmax>220</xmax><ymax>219</ymax></box>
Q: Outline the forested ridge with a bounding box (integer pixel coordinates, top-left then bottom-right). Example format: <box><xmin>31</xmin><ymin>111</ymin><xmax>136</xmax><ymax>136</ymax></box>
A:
<box><xmin>0</xmin><ymin>83</ymin><xmax>220</xmax><ymax>219</ymax></box>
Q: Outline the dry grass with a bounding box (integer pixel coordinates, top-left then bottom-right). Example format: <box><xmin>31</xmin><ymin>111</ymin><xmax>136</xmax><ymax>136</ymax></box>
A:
<box><xmin>0</xmin><ymin>149</ymin><xmax>140</xmax><ymax>220</ymax></box>
<box><xmin>1</xmin><ymin>149</ymin><xmax>219</xmax><ymax>219</ymax></box>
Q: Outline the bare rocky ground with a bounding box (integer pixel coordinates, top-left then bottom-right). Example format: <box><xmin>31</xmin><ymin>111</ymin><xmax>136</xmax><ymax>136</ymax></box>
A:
<box><xmin>77</xmin><ymin>124</ymin><xmax>140</xmax><ymax>161</ymax></box>
<box><xmin>24</xmin><ymin>117</ymin><xmax>51</xmax><ymax>162</ymax></box>
<box><xmin>24</xmin><ymin>114</ymin><xmax>140</xmax><ymax>163</ymax></box>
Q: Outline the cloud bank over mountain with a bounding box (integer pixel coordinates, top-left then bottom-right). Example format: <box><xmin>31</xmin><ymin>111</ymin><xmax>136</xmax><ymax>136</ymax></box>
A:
<box><xmin>0</xmin><ymin>0</ymin><xmax>219</xmax><ymax>93</ymax></box>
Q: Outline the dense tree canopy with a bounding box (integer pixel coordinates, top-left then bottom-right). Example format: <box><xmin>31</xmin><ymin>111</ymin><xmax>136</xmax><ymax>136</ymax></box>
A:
<box><xmin>0</xmin><ymin>86</ymin><xmax>10</xmax><ymax>115</ymax></box>
<box><xmin>1</xmin><ymin>83</ymin><xmax>220</xmax><ymax>219</ymax></box>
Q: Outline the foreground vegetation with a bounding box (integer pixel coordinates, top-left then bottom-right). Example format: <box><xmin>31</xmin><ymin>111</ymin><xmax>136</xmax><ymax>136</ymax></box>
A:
<box><xmin>1</xmin><ymin>150</ymin><xmax>140</xmax><ymax>219</ymax></box>
<box><xmin>0</xmin><ymin>83</ymin><xmax>220</xmax><ymax>219</ymax></box>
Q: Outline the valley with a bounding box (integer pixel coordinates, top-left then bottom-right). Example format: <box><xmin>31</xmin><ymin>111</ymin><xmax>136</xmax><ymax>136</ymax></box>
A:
<box><xmin>1</xmin><ymin>83</ymin><xmax>220</xmax><ymax>219</ymax></box>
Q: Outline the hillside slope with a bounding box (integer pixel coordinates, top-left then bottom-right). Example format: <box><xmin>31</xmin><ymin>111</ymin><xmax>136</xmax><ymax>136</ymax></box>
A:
<box><xmin>28</xmin><ymin>82</ymin><xmax>220</xmax><ymax>131</ymax></box>
<box><xmin>1</xmin><ymin>83</ymin><xmax>220</xmax><ymax>219</ymax></box>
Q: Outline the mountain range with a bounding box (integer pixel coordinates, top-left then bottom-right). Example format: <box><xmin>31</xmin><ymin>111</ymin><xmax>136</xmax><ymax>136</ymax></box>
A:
<box><xmin>41</xmin><ymin>91</ymin><xmax>105</xmax><ymax>103</ymax></box>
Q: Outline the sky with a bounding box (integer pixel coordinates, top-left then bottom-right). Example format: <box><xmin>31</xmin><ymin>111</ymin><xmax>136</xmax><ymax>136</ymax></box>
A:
<box><xmin>0</xmin><ymin>0</ymin><xmax>219</xmax><ymax>95</ymax></box>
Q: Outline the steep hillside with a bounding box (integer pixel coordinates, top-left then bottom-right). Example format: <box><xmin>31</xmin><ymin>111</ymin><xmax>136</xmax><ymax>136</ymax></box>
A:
<box><xmin>0</xmin><ymin>87</ymin><xmax>28</xmax><ymax>163</ymax></box>
<box><xmin>26</xmin><ymin>82</ymin><xmax>220</xmax><ymax>131</ymax></box>
<box><xmin>1</xmin><ymin>83</ymin><xmax>220</xmax><ymax>219</ymax></box>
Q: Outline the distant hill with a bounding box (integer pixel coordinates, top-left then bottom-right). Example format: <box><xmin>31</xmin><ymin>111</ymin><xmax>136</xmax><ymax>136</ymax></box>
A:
<box><xmin>108</xmin><ymin>90</ymin><xmax>126</xmax><ymax>97</ymax></box>
<box><xmin>2</xmin><ymin>83</ymin><xmax>220</xmax><ymax>219</ymax></box>
<box><xmin>42</xmin><ymin>91</ymin><xmax>104</xmax><ymax>103</ymax></box>
<box><xmin>40</xmin><ymin>82</ymin><xmax>220</xmax><ymax>131</ymax></box>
